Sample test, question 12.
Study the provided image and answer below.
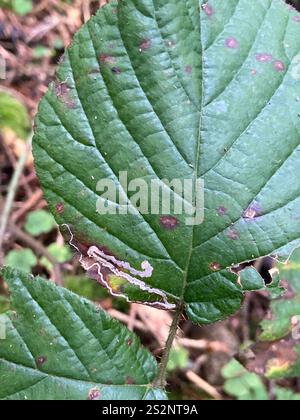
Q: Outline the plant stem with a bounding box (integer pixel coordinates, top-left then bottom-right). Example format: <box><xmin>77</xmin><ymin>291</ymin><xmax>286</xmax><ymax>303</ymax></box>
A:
<box><xmin>0</xmin><ymin>134</ymin><xmax>32</xmax><ymax>263</ymax></box>
<box><xmin>153</xmin><ymin>303</ymin><xmax>183</xmax><ymax>388</ymax></box>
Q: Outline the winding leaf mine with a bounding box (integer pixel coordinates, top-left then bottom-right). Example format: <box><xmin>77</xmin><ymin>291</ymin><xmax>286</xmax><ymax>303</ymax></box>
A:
<box><xmin>33</xmin><ymin>0</ymin><xmax>300</xmax><ymax>323</ymax></box>
<box><xmin>64</xmin><ymin>224</ymin><xmax>176</xmax><ymax>310</ymax></box>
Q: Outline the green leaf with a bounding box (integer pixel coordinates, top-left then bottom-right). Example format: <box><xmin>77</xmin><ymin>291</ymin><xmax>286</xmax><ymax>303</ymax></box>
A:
<box><xmin>222</xmin><ymin>359</ymin><xmax>269</xmax><ymax>401</ymax></box>
<box><xmin>167</xmin><ymin>346</ymin><xmax>189</xmax><ymax>373</ymax></box>
<box><xmin>0</xmin><ymin>267</ymin><xmax>167</xmax><ymax>400</ymax></box>
<box><xmin>0</xmin><ymin>92</ymin><xmax>30</xmax><ymax>139</ymax></box>
<box><xmin>33</xmin><ymin>0</ymin><xmax>300</xmax><ymax>324</ymax></box>
<box><xmin>24</xmin><ymin>210</ymin><xmax>57</xmax><ymax>237</ymax></box>
<box><xmin>40</xmin><ymin>243</ymin><xmax>72</xmax><ymax>271</ymax></box>
<box><xmin>274</xmin><ymin>387</ymin><xmax>300</xmax><ymax>401</ymax></box>
<box><xmin>239</xmin><ymin>267</ymin><xmax>265</xmax><ymax>291</ymax></box>
<box><xmin>4</xmin><ymin>249</ymin><xmax>37</xmax><ymax>273</ymax></box>
<box><xmin>222</xmin><ymin>360</ymin><xmax>300</xmax><ymax>400</ymax></box>
<box><xmin>12</xmin><ymin>0</ymin><xmax>32</xmax><ymax>16</ymax></box>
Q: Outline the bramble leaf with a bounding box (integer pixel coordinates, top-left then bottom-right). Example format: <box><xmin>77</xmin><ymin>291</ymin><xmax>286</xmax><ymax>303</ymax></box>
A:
<box><xmin>0</xmin><ymin>267</ymin><xmax>166</xmax><ymax>400</ymax></box>
<box><xmin>33</xmin><ymin>0</ymin><xmax>300</xmax><ymax>323</ymax></box>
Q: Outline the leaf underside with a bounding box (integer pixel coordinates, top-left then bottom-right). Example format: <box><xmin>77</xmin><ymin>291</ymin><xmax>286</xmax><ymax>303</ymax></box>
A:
<box><xmin>33</xmin><ymin>0</ymin><xmax>300</xmax><ymax>323</ymax></box>
<box><xmin>0</xmin><ymin>268</ymin><xmax>166</xmax><ymax>400</ymax></box>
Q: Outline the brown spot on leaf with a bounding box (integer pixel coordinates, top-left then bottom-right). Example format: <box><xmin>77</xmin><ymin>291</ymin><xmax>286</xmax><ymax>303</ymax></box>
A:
<box><xmin>111</xmin><ymin>67</ymin><xmax>122</xmax><ymax>75</ymax></box>
<box><xmin>243</xmin><ymin>202</ymin><xmax>262</xmax><ymax>220</ymax></box>
<box><xmin>99</xmin><ymin>54</ymin><xmax>116</xmax><ymax>65</ymax></box>
<box><xmin>273</xmin><ymin>60</ymin><xmax>286</xmax><ymax>72</ymax></box>
<box><xmin>126</xmin><ymin>376</ymin><xmax>136</xmax><ymax>385</ymax></box>
<box><xmin>255</xmin><ymin>53</ymin><xmax>273</xmax><ymax>63</ymax></box>
<box><xmin>88</xmin><ymin>388</ymin><xmax>101</xmax><ymax>401</ymax></box>
<box><xmin>225</xmin><ymin>37</ymin><xmax>239</xmax><ymax>49</ymax></box>
<box><xmin>54</xmin><ymin>81</ymin><xmax>76</xmax><ymax>109</ymax></box>
<box><xmin>185</xmin><ymin>65</ymin><xmax>193</xmax><ymax>75</ymax></box>
<box><xmin>126</xmin><ymin>338</ymin><xmax>133</xmax><ymax>346</ymax></box>
<box><xmin>209</xmin><ymin>262</ymin><xmax>221</xmax><ymax>272</ymax></box>
<box><xmin>55</xmin><ymin>81</ymin><xmax>70</xmax><ymax>97</ymax></box>
<box><xmin>227</xmin><ymin>229</ymin><xmax>240</xmax><ymax>241</ymax></box>
<box><xmin>55</xmin><ymin>202</ymin><xmax>64</xmax><ymax>215</ymax></box>
<box><xmin>139</xmin><ymin>38</ymin><xmax>152</xmax><ymax>52</ymax></box>
<box><xmin>36</xmin><ymin>356</ymin><xmax>47</xmax><ymax>367</ymax></box>
<box><xmin>202</xmin><ymin>3</ymin><xmax>214</xmax><ymax>17</ymax></box>
<box><xmin>160</xmin><ymin>216</ymin><xmax>179</xmax><ymax>230</ymax></box>
<box><xmin>217</xmin><ymin>206</ymin><xmax>227</xmax><ymax>216</ymax></box>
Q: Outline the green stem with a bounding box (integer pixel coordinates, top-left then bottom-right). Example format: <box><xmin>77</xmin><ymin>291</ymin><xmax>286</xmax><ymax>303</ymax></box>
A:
<box><xmin>153</xmin><ymin>303</ymin><xmax>183</xmax><ymax>388</ymax></box>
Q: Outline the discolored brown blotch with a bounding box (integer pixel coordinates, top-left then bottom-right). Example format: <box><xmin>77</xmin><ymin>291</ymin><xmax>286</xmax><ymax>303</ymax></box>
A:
<box><xmin>88</xmin><ymin>388</ymin><xmax>101</xmax><ymax>401</ymax></box>
<box><xmin>202</xmin><ymin>3</ymin><xmax>214</xmax><ymax>17</ymax></box>
<box><xmin>160</xmin><ymin>216</ymin><xmax>179</xmax><ymax>230</ymax></box>
<box><xmin>139</xmin><ymin>38</ymin><xmax>152</xmax><ymax>52</ymax></box>
<box><xmin>217</xmin><ymin>206</ymin><xmax>227</xmax><ymax>216</ymax></box>
<box><xmin>243</xmin><ymin>202</ymin><xmax>262</xmax><ymax>220</ymax></box>
<box><xmin>55</xmin><ymin>202</ymin><xmax>64</xmax><ymax>215</ymax></box>
<box><xmin>54</xmin><ymin>81</ymin><xmax>76</xmax><ymax>109</ymax></box>
<box><xmin>209</xmin><ymin>262</ymin><xmax>221</xmax><ymax>272</ymax></box>
<box><xmin>255</xmin><ymin>53</ymin><xmax>273</xmax><ymax>63</ymax></box>
<box><xmin>99</xmin><ymin>54</ymin><xmax>116</xmax><ymax>65</ymax></box>
<box><xmin>185</xmin><ymin>65</ymin><xmax>193</xmax><ymax>75</ymax></box>
<box><xmin>227</xmin><ymin>229</ymin><xmax>240</xmax><ymax>241</ymax></box>
<box><xmin>126</xmin><ymin>376</ymin><xmax>136</xmax><ymax>385</ymax></box>
<box><xmin>225</xmin><ymin>37</ymin><xmax>239</xmax><ymax>49</ymax></box>
<box><xmin>111</xmin><ymin>67</ymin><xmax>122</xmax><ymax>75</ymax></box>
<box><xmin>126</xmin><ymin>338</ymin><xmax>133</xmax><ymax>346</ymax></box>
<box><xmin>273</xmin><ymin>60</ymin><xmax>285</xmax><ymax>72</ymax></box>
<box><xmin>55</xmin><ymin>81</ymin><xmax>70</xmax><ymax>97</ymax></box>
<box><xmin>36</xmin><ymin>356</ymin><xmax>47</xmax><ymax>367</ymax></box>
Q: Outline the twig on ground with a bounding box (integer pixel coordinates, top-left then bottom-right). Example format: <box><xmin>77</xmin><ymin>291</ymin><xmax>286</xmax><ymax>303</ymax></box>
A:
<box><xmin>186</xmin><ymin>370</ymin><xmax>222</xmax><ymax>401</ymax></box>
<box><xmin>107</xmin><ymin>308</ymin><xmax>147</xmax><ymax>332</ymax></box>
<box><xmin>178</xmin><ymin>338</ymin><xmax>229</xmax><ymax>353</ymax></box>
<box><xmin>11</xmin><ymin>190</ymin><xmax>44</xmax><ymax>223</ymax></box>
<box><xmin>0</xmin><ymin>134</ymin><xmax>32</xmax><ymax>264</ymax></box>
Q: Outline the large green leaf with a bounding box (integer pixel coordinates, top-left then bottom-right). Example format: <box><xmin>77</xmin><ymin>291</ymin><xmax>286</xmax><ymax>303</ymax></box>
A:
<box><xmin>0</xmin><ymin>267</ymin><xmax>166</xmax><ymax>400</ymax></box>
<box><xmin>33</xmin><ymin>0</ymin><xmax>300</xmax><ymax>323</ymax></box>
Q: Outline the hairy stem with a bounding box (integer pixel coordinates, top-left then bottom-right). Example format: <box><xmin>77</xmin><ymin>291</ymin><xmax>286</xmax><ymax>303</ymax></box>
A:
<box><xmin>153</xmin><ymin>303</ymin><xmax>183</xmax><ymax>388</ymax></box>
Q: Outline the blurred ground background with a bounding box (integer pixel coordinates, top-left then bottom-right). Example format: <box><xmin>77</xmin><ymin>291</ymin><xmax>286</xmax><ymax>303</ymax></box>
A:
<box><xmin>1</xmin><ymin>0</ymin><xmax>300</xmax><ymax>400</ymax></box>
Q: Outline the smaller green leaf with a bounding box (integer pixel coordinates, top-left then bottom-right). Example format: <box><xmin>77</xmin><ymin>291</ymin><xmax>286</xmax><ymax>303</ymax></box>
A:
<box><xmin>11</xmin><ymin>0</ymin><xmax>32</xmax><ymax>15</ymax></box>
<box><xmin>40</xmin><ymin>243</ymin><xmax>71</xmax><ymax>271</ymax></box>
<box><xmin>24</xmin><ymin>210</ymin><xmax>57</xmax><ymax>237</ymax></box>
<box><xmin>239</xmin><ymin>267</ymin><xmax>265</xmax><ymax>291</ymax></box>
<box><xmin>0</xmin><ymin>92</ymin><xmax>30</xmax><ymax>139</ymax></box>
<box><xmin>167</xmin><ymin>346</ymin><xmax>189</xmax><ymax>373</ymax></box>
<box><xmin>4</xmin><ymin>249</ymin><xmax>37</xmax><ymax>273</ymax></box>
<box><xmin>63</xmin><ymin>275</ymin><xmax>109</xmax><ymax>301</ymax></box>
<box><xmin>0</xmin><ymin>267</ymin><xmax>166</xmax><ymax>400</ymax></box>
<box><xmin>274</xmin><ymin>387</ymin><xmax>300</xmax><ymax>401</ymax></box>
<box><xmin>32</xmin><ymin>46</ymin><xmax>53</xmax><ymax>60</ymax></box>
<box><xmin>222</xmin><ymin>360</ymin><xmax>269</xmax><ymax>401</ymax></box>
